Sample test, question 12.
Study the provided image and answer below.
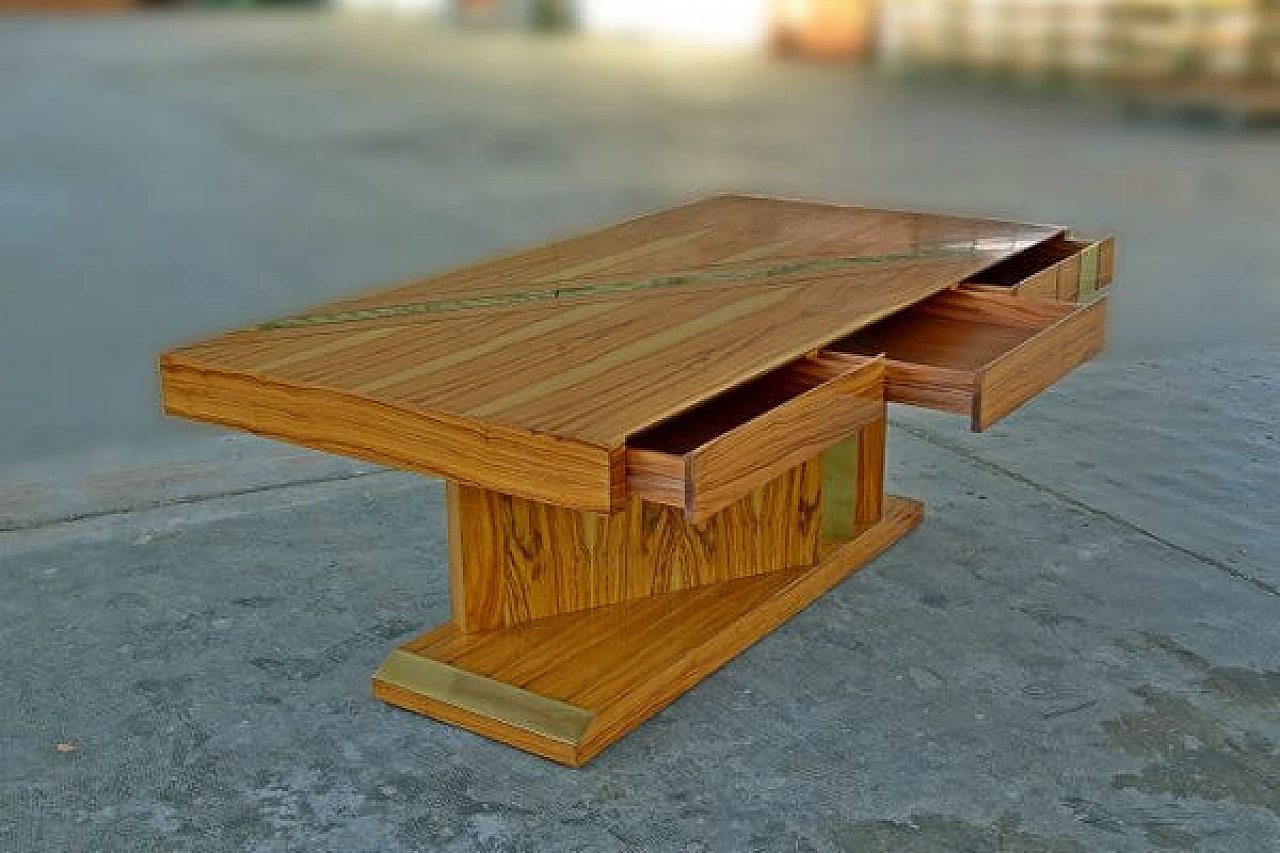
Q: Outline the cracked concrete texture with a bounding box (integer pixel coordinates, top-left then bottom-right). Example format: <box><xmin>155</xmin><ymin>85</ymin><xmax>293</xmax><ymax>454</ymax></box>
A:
<box><xmin>2</xmin><ymin>13</ymin><xmax>1279</xmax><ymax>853</ymax></box>
<box><xmin>891</xmin><ymin>345</ymin><xmax>1280</xmax><ymax>592</ymax></box>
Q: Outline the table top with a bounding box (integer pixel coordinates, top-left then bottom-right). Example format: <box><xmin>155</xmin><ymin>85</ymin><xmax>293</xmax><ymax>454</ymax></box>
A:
<box><xmin>161</xmin><ymin>194</ymin><xmax>1062</xmax><ymax>508</ymax></box>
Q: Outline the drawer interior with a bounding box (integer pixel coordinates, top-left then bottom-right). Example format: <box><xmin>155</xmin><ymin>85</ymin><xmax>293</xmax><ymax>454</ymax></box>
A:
<box><xmin>829</xmin><ymin>293</ymin><xmax>1061</xmax><ymax>370</ymax></box>
<box><xmin>964</xmin><ymin>234</ymin><xmax>1091</xmax><ymax>287</ymax></box>
<box><xmin>629</xmin><ymin>353</ymin><xmax>873</xmax><ymax>457</ymax></box>
<box><xmin>626</xmin><ymin>352</ymin><xmax>881</xmax><ymax>518</ymax></box>
<box><xmin>824</xmin><ymin>288</ymin><xmax>1104</xmax><ymax>430</ymax></box>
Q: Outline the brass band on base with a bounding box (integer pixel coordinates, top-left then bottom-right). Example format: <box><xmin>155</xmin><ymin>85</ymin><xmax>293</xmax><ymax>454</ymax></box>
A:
<box><xmin>374</xmin><ymin>649</ymin><xmax>595</xmax><ymax>745</ymax></box>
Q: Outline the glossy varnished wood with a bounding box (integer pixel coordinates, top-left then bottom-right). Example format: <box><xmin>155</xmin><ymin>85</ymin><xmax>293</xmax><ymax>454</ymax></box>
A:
<box><xmin>155</xmin><ymin>195</ymin><xmax>1115</xmax><ymax>765</ymax></box>
<box><xmin>448</xmin><ymin>458</ymin><xmax>825</xmax><ymax>632</ymax></box>
<box><xmin>374</xmin><ymin>496</ymin><xmax>923</xmax><ymax>766</ymax></box>
<box><xmin>160</xmin><ymin>194</ymin><xmax>1062</xmax><ymax>509</ymax></box>
<box><xmin>161</xmin><ymin>356</ymin><xmax>624</xmax><ymax>511</ymax></box>
<box><xmin>962</xmin><ymin>233</ymin><xmax>1115</xmax><ymax>302</ymax></box>
<box><xmin>826</xmin><ymin>289</ymin><xmax>1108</xmax><ymax>431</ymax></box>
<box><xmin>626</xmin><ymin>353</ymin><xmax>883</xmax><ymax>521</ymax></box>
<box><xmin>977</xmin><ymin>297</ymin><xmax>1108</xmax><ymax>430</ymax></box>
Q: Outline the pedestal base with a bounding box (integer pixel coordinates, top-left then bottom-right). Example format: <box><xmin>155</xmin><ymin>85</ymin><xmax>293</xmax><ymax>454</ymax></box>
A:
<box><xmin>373</xmin><ymin>496</ymin><xmax>922</xmax><ymax>766</ymax></box>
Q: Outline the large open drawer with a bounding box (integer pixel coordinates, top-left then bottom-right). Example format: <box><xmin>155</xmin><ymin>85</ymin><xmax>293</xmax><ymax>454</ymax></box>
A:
<box><xmin>626</xmin><ymin>353</ymin><xmax>883</xmax><ymax>522</ymax></box>
<box><xmin>824</xmin><ymin>289</ymin><xmax>1106</xmax><ymax>432</ymax></box>
<box><xmin>962</xmin><ymin>233</ymin><xmax>1115</xmax><ymax>302</ymax></box>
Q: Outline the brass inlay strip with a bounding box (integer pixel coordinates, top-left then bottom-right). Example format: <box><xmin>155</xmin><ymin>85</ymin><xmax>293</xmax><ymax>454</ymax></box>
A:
<box><xmin>375</xmin><ymin>649</ymin><xmax>595</xmax><ymax>745</ymax></box>
<box><xmin>257</xmin><ymin>246</ymin><xmax>978</xmax><ymax>330</ymax></box>
<box><xmin>820</xmin><ymin>434</ymin><xmax>860</xmax><ymax>545</ymax></box>
<box><xmin>1077</xmin><ymin>242</ymin><xmax>1100</xmax><ymax>300</ymax></box>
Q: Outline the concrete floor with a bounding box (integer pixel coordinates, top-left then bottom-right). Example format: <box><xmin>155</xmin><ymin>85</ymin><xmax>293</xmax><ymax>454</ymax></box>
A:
<box><xmin>1</xmin><ymin>13</ymin><xmax>1278</xmax><ymax>853</ymax></box>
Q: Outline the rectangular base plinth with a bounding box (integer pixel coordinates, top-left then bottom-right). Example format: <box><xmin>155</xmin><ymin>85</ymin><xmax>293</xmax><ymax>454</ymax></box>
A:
<box><xmin>373</xmin><ymin>496</ymin><xmax>923</xmax><ymax>766</ymax></box>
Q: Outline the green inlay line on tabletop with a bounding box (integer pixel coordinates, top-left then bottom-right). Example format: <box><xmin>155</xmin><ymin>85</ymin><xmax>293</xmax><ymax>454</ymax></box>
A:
<box><xmin>257</xmin><ymin>246</ymin><xmax>983</xmax><ymax>330</ymax></box>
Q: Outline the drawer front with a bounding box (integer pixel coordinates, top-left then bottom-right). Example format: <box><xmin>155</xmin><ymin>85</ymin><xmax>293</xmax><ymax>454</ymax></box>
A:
<box><xmin>626</xmin><ymin>354</ymin><xmax>884</xmax><ymax>522</ymax></box>
<box><xmin>974</xmin><ymin>295</ymin><xmax>1107</xmax><ymax>430</ymax></box>
<box><xmin>964</xmin><ymin>235</ymin><xmax>1115</xmax><ymax>302</ymax></box>
<box><xmin>689</xmin><ymin>360</ymin><xmax>883</xmax><ymax>521</ymax></box>
<box><xmin>824</xmin><ymin>290</ymin><xmax>1107</xmax><ymax>432</ymax></box>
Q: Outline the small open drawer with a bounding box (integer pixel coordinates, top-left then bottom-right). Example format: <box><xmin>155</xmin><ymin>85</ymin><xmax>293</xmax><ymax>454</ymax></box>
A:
<box><xmin>626</xmin><ymin>353</ymin><xmax>883</xmax><ymax>522</ymax></box>
<box><xmin>824</xmin><ymin>289</ymin><xmax>1106</xmax><ymax>432</ymax></box>
<box><xmin>962</xmin><ymin>233</ymin><xmax>1115</xmax><ymax>302</ymax></box>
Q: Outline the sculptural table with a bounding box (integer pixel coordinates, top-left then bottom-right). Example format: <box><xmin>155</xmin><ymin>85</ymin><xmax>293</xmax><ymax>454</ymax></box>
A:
<box><xmin>159</xmin><ymin>195</ymin><xmax>1113</xmax><ymax>766</ymax></box>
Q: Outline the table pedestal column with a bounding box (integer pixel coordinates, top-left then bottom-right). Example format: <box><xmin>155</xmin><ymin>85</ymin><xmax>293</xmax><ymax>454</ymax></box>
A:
<box><xmin>373</xmin><ymin>420</ymin><xmax>921</xmax><ymax>766</ymax></box>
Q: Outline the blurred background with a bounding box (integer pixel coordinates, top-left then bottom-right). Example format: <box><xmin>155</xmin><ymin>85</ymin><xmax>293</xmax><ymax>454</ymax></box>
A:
<box><xmin>0</xmin><ymin>0</ymin><xmax>1277</xmax><ymax>523</ymax></box>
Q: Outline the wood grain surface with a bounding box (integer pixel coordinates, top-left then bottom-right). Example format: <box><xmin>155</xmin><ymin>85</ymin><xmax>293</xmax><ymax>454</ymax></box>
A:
<box><xmin>448</xmin><ymin>457</ymin><xmax>825</xmax><ymax>632</ymax></box>
<box><xmin>154</xmin><ymin>195</ymin><xmax>1115</xmax><ymax>765</ymax></box>
<box><xmin>976</xmin><ymin>295</ymin><xmax>1108</xmax><ymax>430</ymax></box>
<box><xmin>161</xmin><ymin>358</ymin><xmax>622</xmax><ymax>510</ymax></box>
<box><xmin>376</xmin><ymin>495</ymin><xmax>924</xmax><ymax>766</ymax></box>
<box><xmin>626</xmin><ymin>353</ymin><xmax>883</xmax><ymax>521</ymax></box>
<box><xmin>828</xmin><ymin>288</ymin><xmax>1108</xmax><ymax>431</ymax></box>
<box><xmin>963</xmin><ymin>234</ymin><xmax>1115</xmax><ymax>302</ymax></box>
<box><xmin>161</xmin><ymin>195</ymin><xmax>1062</xmax><ymax>507</ymax></box>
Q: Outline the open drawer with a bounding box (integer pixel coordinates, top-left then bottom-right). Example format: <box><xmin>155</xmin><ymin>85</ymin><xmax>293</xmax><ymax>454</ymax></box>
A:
<box><xmin>626</xmin><ymin>353</ymin><xmax>883</xmax><ymax>522</ymax></box>
<box><xmin>824</xmin><ymin>289</ymin><xmax>1106</xmax><ymax>432</ymax></box>
<box><xmin>962</xmin><ymin>233</ymin><xmax>1115</xmax><ymax>302</ymax></box>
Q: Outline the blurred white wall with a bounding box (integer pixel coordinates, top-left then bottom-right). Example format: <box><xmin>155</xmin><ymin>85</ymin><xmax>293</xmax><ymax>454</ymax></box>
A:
<box><xmin>331</xmin><ymin>0</ymin><xmax>772</xmax><ymax>44</ymax></box>
<box><xmin>577</xmin><ymin>0</ymin><xmax>773</xmax><ymax>47</ymax></box>
<box><xmin>336</xmin><ymin>0</ymin><xmax>447</xmax><ymax>15</ymax></box>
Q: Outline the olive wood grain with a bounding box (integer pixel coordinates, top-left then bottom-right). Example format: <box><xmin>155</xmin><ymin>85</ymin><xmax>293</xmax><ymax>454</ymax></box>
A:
<box><xmin>448</xmin><ymin>457</ymin><xmax>825</xmax><ymax>632</ymax></box>
<box><xmin>153</xmin><ymin>196</ymin><xmax>1114</xmax><ymax>766</ymax></box>
<box><xmin>626</xmin><ymin>353</ymin><xmax>883</xmax><ymax>521</ymax></box>
<box><xmin>159</xmin><ymin>195</ymin><xmax>1063</xmax><ymax>510</ymax></box>
<box><xmin>962</xmin><ymin>234</ymin><xmax>1115</xmax><ymax>302</ymax></box>
<box><xmin>825</xmin><ymin>289</ymin><xmax>1108</xmax><ymax>431</ymax></box>
<box><xmin>374</xmin><ymin>495</ymin><xmax>923</xmax><ymax>767</ymax></box>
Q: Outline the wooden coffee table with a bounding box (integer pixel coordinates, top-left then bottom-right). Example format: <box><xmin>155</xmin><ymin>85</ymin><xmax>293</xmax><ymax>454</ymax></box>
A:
<box><xmin>159</xmin><ymin>195</ymin><xmax>1113</xmax><ymax>766</ymax></box>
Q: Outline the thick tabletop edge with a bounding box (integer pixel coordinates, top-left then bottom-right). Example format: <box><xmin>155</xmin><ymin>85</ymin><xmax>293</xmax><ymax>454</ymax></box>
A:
<box><xmin>159</xmin><ymin>352</ymin><xmax>625</xmax><ymax>512</ymax></box>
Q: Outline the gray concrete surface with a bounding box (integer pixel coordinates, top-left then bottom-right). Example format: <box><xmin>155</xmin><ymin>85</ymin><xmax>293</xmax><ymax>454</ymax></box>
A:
<box><xmin>2</xmin><ymin>13</ymin><xmax>1278</xmax><ymax>853</ymax></box>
